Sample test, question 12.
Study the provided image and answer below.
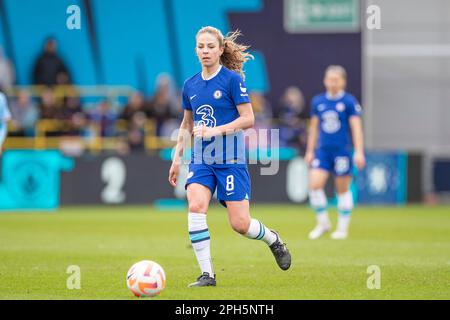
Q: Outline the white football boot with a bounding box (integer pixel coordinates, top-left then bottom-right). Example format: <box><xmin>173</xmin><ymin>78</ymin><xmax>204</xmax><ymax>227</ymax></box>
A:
<box><xmin>331</xmin><ymin>215</ymin><xmax>350</xmax><ymax>240</ymax></box>
<box><xmin>330</xmin><ymin>229</ymin><xmax>348</xmax><ymax>240</ymax></box>
<box><xmin>309</xmin><ymin>213</ymin><xmax>331</xmax><ymax>240</ymax></box>
<box><xmin>308</xmin><ymin>223</ymin><xmax>331</xmax><ymax>240</ymax></box>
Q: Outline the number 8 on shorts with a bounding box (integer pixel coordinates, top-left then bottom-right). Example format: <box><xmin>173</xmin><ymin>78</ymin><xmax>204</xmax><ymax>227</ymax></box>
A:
<box><xmin>226</xmin><ymin>175</ymin><xmax>234</xmax><ymax>192</ymax></box>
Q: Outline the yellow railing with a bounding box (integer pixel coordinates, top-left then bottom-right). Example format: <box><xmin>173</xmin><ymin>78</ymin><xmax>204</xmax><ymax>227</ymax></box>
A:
<box><xmin>3</xmin><ymin>85</ymin><xmax>178</xmax><ymax>152</ymax></box>
<box><xmin>4</xmin><ymin>119</ymin><xmax>176</xmax><ymax>152</ymax></box>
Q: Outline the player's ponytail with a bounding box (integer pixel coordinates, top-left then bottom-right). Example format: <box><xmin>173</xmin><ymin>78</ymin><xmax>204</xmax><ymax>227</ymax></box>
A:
<box><xmin>196</xmin><ymin>26</ymin><xmax>253</xmax><ymax>80</ymax></box>
<box><xmin>221</xmin><ymin>30</ymin><xmax>253</xmax><ymax>80</ymax></box>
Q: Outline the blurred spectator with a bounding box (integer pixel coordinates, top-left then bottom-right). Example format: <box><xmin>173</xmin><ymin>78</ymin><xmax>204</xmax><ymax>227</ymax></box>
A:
<box><xmin>247</xmin><ymin>92</ymin><xmax>273</xmax><ymax>150</ymax></box>
<box><xmin>116</xmin><ymin>136</ymin><xmax>131</xmax><ymax>156</ymax></box>
<box><xmin>0</xmin><ymin>46</ymin><xmax>15</xmax><ymax>91</ymax></box>
<box><xmin>120</xmin><ymin>91</ymin><xmax>147</xmax><ymax>123</ymax></box>
<box><xmin>62</xmin><ymin>95</ymin><xmax>83</xmax><ymax>119</ymax></box>
<box><xmin>250</xmin><ymin>92</ymin><xmax>273</xmax><ymax>130</ymax></box>
<box><xmin>32</xmin><ymin>38</ymin><xmax>71</xmax><ymax>86</ymax></box>
<box><xmin>69</xmin><ymin>111</ymin><xmax>88</xmax><ymax>137</ymax></box>
<box><xmin>38</xmin><ymin>87</ymin><xmax>61</xmax><ymax>119</ymax></box>
<box><xmin>277</xmin><ymin>86</ymin><xmax>309</xmax><ymax>152</ymax></box>
<box><xmin>62</xmin><ymin>95</ymin><xmax>87</xmax><ymax>136</ymax></box>
<box><xmin>147</xmin><ymin>74</ymin><xmax>179</xmax><ymax>136</ymax></box>
<box><xmin>89</xmin><ymin>100</ymin><xmax>117</xmax><ymax>137</ymax></box>
<box><xmin>9</xmin><ymin>90</ymin><xmax>39</xmax><ymax>136</ymax></box>
<box><xmin>126</xmin><ymin>111</ymin><xmax>146</xmax><ymax>152</ymax></box>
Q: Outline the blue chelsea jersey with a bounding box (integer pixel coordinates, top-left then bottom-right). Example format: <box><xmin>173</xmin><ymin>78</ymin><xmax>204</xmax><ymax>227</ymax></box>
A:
<box><xmin>311</xmin><ymin>91</ymin><xmax>362</xmax><ymax>151</ymax></box>
<box><xmin>182</xmin><ymin>65</ymin><xmax>250</xmax><ymax>166</ymax></box>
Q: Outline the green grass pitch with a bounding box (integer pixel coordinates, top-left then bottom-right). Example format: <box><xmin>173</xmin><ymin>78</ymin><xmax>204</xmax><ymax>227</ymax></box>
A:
<box><xmin>0</xmin><ymin>205</ymin><xmax>449</xmax><ymax>300</ymax></box>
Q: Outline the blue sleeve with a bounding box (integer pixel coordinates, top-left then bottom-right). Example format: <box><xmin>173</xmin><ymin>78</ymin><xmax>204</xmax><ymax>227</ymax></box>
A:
<box><xmin>346</xmin><ymin>96</ymin><xmax>362</xmax><ymax>117</ymax></box>
<box><xmin>310</xmin><ymin>97</ymin><xmax>319</xmax><ymax>118</ymax></box>
<box><xmin>230</xmin><ymin>73</ymin><xmax>250</xmax><ymax>106</ymax></box>
<box><xmin>181</xmin><ymin>81</ymin><xmax>192</xmax><ymax>111</ymax></box>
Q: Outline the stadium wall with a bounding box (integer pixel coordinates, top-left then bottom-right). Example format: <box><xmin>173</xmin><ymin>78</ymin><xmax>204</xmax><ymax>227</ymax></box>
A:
<box><xmin>364</xmin><ymin>0</ymin><xmax>450</xmax><ymax>152</ymax></box>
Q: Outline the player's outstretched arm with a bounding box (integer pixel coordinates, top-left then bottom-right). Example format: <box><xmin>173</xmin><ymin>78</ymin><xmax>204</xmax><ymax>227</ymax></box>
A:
<box><xmin>349</xmin><ymin>116</ymin><xmax>366</xmax><ymax>170</ymax></box>
<box><xmin>169</xmin><ymin>110</ymin><xmax>193</xmax><ymax>187</ymax></box>
<box><xmin>305</xmin><ymin>117</ymin><xmax>319</xmax><ymax>165</ymax></box>
<box><xmin>193</xmin><ymin>102</ymin><xmax>254</xmax><ymax>139</ymax></box>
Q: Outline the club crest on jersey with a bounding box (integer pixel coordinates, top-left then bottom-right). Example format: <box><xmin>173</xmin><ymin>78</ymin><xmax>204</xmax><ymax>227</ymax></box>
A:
<box><xmin>213</xmin><ymin>90</ymin><xmax>222</xmax><ymax>99</ymax></box>
<box><xmin>336</xmin><ymin>102</ymin><xmax>345</xmax><ymax>112</ymax></box>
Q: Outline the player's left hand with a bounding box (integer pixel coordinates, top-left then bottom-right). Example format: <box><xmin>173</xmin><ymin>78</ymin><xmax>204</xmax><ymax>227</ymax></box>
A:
<box><xmin>353</xmin><ymin>151</ymin><xmax>366</xmax><ymax>170</ymax></box>
<box><xmin>193</xmin><ymin>125</ymin><xmax>221</xmax><ymax>139</ymax></box>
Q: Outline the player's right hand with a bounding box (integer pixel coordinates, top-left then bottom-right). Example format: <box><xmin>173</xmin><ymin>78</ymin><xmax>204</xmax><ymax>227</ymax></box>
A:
<box><xmin>304</xmin><ymin>151</ymin><xmax>315</xmax><ymax>165</ymax></box>
<box><xmin>168</xmin><ymin>162</ymin><xmax>180</xmax><ymax>187</ymax></box>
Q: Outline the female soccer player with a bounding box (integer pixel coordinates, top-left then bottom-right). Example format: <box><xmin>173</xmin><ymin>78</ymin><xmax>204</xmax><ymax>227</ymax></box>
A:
<box><xmin>168</xmin><ymin>26</ymin><xmax>291</xmax><ymax>287</ymax></box>
<box><xmin>0</xmin><ymin>91</ymin><xmax>11</xmax><ymax>154</ymax></box>
<box><xmin>305</xmin><ymin>65</ymin><xmax>365</xmax><ymax>240</ymax></box>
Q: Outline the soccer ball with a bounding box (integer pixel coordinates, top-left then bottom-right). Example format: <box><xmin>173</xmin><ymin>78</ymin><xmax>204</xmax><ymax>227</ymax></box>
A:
<box><xmin>126</xmin><ymin>260</ymin><xmax>166</xmax><ymax>297</ymax></box>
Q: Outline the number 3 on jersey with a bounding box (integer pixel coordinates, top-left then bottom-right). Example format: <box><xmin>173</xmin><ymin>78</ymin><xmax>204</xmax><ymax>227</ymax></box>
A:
<box><xmin>196</xmin><ymin>105</ymin><xmax>217</xmax><ymax>127</ymax></box>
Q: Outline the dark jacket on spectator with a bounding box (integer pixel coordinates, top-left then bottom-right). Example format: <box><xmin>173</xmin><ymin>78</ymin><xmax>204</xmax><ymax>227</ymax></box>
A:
<box><xmin>33</xmin><ymin>52</ymin><xmax>70</xmax><ymax>86</ymax></box>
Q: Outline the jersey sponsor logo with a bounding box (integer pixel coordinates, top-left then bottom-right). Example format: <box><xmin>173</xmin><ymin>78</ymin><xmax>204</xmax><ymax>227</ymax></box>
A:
<box><xmin>189</xmin><ymin>94</ymin><xmax>197</xmax><ymax>100</ymax></box>
<box><xmin>195</xmin><ymin>105</ymin><xmax>217</xmax><ymax>127</ymax></box>
<box><xmin>213</xmin><ymin>90</ymin><xmax>222</xmax><ymax>99</ymax></box>
<box><xmin>321</xmin><ymin>110</ymin><xmax>341</xmax><ymax>134</ymax></box>
<box><xmin>336</xmin><ymin>102</ymin><xmax>345</xmax><ymax>112</ymax></box>
<box><xmin>239</xmin><ymin>83</ymin><xmax>247</xmax><ymax>93</ymax></box>
<box><xmin>355</xmin><ymin>104</ymin><xmax>362</xmax><ymax>113</ymax></box>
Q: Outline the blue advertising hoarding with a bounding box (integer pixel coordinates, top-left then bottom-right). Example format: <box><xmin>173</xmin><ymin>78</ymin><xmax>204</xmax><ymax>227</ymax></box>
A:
<box><xmin>355</xmin><ymin>151</ymin><xmax>407</xmax><ymax>205</ymax></box>
<box><xmin>0</xmin><ymin>150</ymin><xmax>74</xmax><ymax>211</ymax></box>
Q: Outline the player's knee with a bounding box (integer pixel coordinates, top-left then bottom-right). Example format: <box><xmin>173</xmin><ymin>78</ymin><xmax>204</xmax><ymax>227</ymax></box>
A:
<box><xmin>230</xmin><ymin>216</ymin><xmax>250</xmax><ymax>235</ymax></box>
<box><xmin>188</xmin><ymin>200</ymin><xmax>208</xmax><ymax>214</ymax></box>
<box><xmin>309</xmin><ymin>177</ymin><xmax>324</xmax><ymax>190</ymax></box>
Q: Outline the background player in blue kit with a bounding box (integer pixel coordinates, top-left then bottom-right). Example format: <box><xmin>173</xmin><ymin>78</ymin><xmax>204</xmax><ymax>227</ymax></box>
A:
<box><xmin>168</xmin><ymin>26</ymin><xmax>291</xmax><ymax>287</ymax></box>
<box><xmin>0</xmin><ymin>92</ymin><xmax>11</xmax><ymax>154</ymax></box>
<box><xmin>305</xmin><ymin>65</ymin><xmax>366</xmax><ymax>240</ymax></box>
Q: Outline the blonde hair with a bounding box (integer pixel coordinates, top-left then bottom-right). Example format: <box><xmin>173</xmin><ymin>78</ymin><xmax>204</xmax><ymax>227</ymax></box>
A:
<box><xmin>196</xmin><ymin>26</ymin><xmax>253</xmax><ymax>79</ymax></box>
<box><xmin>325</xmin><ymin>65</ymin><xmax>347</xmax><ymax>80</ymax></box>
